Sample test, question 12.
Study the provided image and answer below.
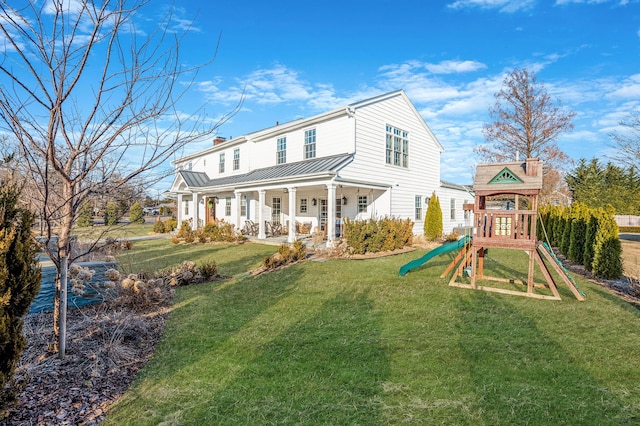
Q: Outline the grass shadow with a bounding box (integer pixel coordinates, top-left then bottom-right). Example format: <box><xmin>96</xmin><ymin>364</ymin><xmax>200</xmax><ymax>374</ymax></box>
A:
<box><xmin>180</xmin><ymin>289</ymin><xmax>389</xmax><ymax>424</ymax></box>
<box><xmin>456</xmin><ymin>292</ymin><xmax>629</xmax><ymax>424</ymax></box>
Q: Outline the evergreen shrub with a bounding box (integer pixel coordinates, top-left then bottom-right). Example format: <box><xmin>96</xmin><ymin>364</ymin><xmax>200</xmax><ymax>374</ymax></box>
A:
<box><xmin>424</xmin><ymin>192</ymin><xmax>442</xmax><ymax>241</ymax></box>
<box><xmin>0</xmin><ymin>182</ymin><xmax>41</xmax><ymax>415</ymax></box>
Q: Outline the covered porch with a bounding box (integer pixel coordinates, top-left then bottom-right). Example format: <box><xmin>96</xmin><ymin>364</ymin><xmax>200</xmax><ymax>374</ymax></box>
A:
<box><xmin>176</xmin><ymin>181</ymin><xmax>389</xmax><ymax>247</ymax></box>
<box><xmin>169</xmin><ymin>153</ymin><xmax>391</xmax><ymax>247</ymax></box>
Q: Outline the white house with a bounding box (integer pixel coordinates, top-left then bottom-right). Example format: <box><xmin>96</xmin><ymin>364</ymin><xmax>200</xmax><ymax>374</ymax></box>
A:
<box><xmin>168</xmin><ymin>90</ymin><xmax>473</xmax><ymax>245</ymax></box>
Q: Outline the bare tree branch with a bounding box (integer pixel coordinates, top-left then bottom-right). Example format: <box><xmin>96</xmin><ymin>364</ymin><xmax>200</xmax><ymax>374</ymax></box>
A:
<box><xmin>0</xmin><ymin>0</ymin><xmax>238</xmax><ymax>357</ymax></box>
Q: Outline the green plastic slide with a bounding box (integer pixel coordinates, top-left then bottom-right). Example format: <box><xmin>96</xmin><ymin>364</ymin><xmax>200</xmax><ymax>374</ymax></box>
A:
<box><xmin>399</xmin><ymin>235</ymin><xmax>470</xmax><ymax>276</ymax></box>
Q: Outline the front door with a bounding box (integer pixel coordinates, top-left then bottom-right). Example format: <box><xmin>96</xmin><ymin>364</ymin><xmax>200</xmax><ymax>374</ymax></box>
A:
<box><xmin>206</xmin><ymin>197</ymin><xmax>217</xmax><ymax>224</ymax></box>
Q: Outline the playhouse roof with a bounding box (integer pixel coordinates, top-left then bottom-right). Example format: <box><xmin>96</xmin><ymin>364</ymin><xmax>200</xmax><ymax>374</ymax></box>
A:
<box><xmin>473</xmin><ymin>158</ymin><xmax>543</xmax><ymax>193</ymax></box>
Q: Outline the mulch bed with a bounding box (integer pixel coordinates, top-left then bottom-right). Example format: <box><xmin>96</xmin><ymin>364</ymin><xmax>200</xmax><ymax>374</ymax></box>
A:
<box><xmin>1</xmin><ymin>288</ymin><xmax>173</xmax><ymax>426</ymax></box>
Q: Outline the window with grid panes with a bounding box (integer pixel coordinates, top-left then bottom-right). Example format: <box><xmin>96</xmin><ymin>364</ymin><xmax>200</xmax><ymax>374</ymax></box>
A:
<box><xmin>233</xmin><ymin>148</ymin><xmax>240</xmax><ymax>170</ymax></box>
<box><xmin>277</xmin><ymin>137</ymin><xmax>286</xmax><ymax>164</ymax></box>
<box><xmin>219</xmin><ymin>153</ymin><xmax>225</xmax><ymax>173</ymax></box>
<box><xmin>240</xmin><ymin>195</ymin><xmax>247</xmax><ymax>216</ymax></box>
<box><xmin>272</xmin><ymin>197</ymin><xmax>281</xmax><ymax>224</ymax></box>
<box><xmin>358</xmin><ymin>195</ymin><xmax>367</xmax><ymax>213</ymax></box>
<box><xmin>415</xmin><ymin>196</ymin><xmax>422</xmax><ymax>220</ymax></box>
<box><xmin>304</xmin><ymin>129</ymin><xmax>316</xmax><ymax>159</ymax></box>
<box><xmin>225</xmin><ymin>197</ymin><xmax>231</xmax><ymax>216</ymax></box>
<box><xmin>385</xmin><ymin>124</ymin><xmax>409</xmax><ymax>168</ymax></box>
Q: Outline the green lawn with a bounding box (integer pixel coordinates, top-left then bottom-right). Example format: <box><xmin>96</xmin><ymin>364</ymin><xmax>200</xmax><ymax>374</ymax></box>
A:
<box><xmin>105</xmin><ymin>241</ymin><xmax>640</xmax><ymax>425</ymax></box>
<box><xmin>73</xmin><ymin>222</ymin><xmax>157</xmax><ymax>240</ymax></box>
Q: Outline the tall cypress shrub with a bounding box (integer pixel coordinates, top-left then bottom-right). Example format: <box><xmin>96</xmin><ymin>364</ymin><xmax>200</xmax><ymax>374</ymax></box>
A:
<box><xmin>583</xmin><ymin>212</ymin><xmax>598</xmax><ymax>271</ymax></box>
<box><xmin>424</xmin><ymin>192</ymin><xmax>442</xmax><ymax>241</ymax></box>
<box><xmin>592</xmin><ymin>206</ymin><xmax>623</xmax><ymax>279</ymax></box>
<box><xmin>76</xmin><ymin>201</ymin><xmax>93</xmax><ymax>228</ymax></box>
<box><xmin>568</xmin><ymin>203</ymin><xmax>587</xmax><ymax>264</ymax></box>
<box><xmin>103</xmin><ymin>202</ymin><xmax>120</xmax><ymax>226</ymax></box>
<box><xmin>0</xmin><ymin>182</ymin><xmax>41</xmax><ymax>415</ymax></box>
<box><xmin>129</xmin><ymin>201</ymin><xmax>145</xmax><ymax>224</ymax></box>
<box><xmin>560</xmin><ymin>210</ymin><xmax>572</xmax><ymax>256</ymax></box>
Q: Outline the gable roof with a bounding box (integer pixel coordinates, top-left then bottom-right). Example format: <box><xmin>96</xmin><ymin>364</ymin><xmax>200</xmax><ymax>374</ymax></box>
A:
<box><xmin>473</xmin><ymin>159</ymin><xmax>543</xmax><ymax>193</ymax></box>
<box><xmin>172</xmin><ymin>153</ymin><xmax>354</xmax><ymax>192</ymax></box>
<box><xmin>175</xmin><ymin>89</ymin><xmax>443</xmax><ymax>164</ymax></box>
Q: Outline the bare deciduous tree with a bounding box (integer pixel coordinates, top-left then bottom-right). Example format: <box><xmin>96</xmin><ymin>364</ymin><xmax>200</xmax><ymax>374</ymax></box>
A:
<box><xmin>477</xmin><ymin>68</ymin><xmax>575</xmax><ymax>169</ymax></box>
<box><xmin>0</xmin><ymin>0</ymin><xmax>238</xmax><ymax>357</ymax></box>
<box><xmin>610</xmin><ymin>111</ymin><xmax>640</xmax><ymax>168</ymax></box>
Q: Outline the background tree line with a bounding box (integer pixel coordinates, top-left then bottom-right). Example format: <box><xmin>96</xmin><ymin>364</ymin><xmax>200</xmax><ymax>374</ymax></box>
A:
<box><xmin>566</xmin><ymin>159</ymin><xmax>640</xmax><ymax>215</ymax></box>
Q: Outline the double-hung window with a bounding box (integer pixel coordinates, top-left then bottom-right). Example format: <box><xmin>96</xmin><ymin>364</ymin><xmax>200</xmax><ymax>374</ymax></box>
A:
<box><xmin>385</xmin><ymin>125</ymin><xmax>409</xmax><ymax>168</ymax></box>
<box><xmin>277</xmin><ymin>137</ymin><xmax>286</xmax><ymax>164</ymax></box>
<box><xmin>225</xmin><ymin>197</ymin><xmax>232</xmax><ymax>216</ymax></box>
<box><xmin>358</xmin><ymin>195</ymin><xmax>367</xmax><ymax>214</ymax></box>
<box><xmin>450</xmin><ymin>199</ymin><xmax>456</xmax><ymax>220</ymax></box>
<box><xmin>415</xmin><ymin>196</ymin><xmax>422</xmax><ymax>220</ymax></box>
<box><xmin>304</xmin><ymin>129</ymin><xmax>316</xmax><ymax>159</ymax></box>
<box><xmin>233</xmin><ymin>148</ymin><xmax>240</xmax><ymax>170</ymax></box>
<box><xmin>240</xmin><ymin>195</ymin><xmax>247</xmax><ymax>216</ymax></box>
<box><xmin>219</xmin><ymin>153</ymin><xmax>225</xmax><ymax>173</ymax></box>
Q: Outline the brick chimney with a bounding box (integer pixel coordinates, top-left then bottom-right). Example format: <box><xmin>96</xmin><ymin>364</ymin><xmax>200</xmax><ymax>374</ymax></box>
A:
<box><xmin>524</xmin><ymin>157</ymin><xmax>541</xmax><ymax>177</ymax></box>
<box><xmin>213</xmin><ymin>136</ymin><xmax>226</xmax><ymax>146</ymax></box>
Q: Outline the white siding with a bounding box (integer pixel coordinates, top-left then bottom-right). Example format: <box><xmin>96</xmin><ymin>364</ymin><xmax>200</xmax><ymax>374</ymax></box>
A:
<box><xmin>339</xmin><ymin>93</ymin><xmax>442</xmax><ymax>234</ymax></box>
<box><xmin>438</xmin><ymin>185</ymin><xmax>474</xmax><ymax>235</ymax></box>
<box><xmin>250</xmin><ymin>116</ymin><xmax>354</xmax><ymax>170</ymax></box>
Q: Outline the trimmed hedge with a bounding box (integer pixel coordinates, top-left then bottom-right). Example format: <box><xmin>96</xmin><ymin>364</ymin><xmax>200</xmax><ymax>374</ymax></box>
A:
<box><xmin>539</xmin><ymin>204</ymin><xmax>622</xmax><ymax>279</ymax></box>
<box><xmin>619</xmin><ymin>226</ymin><xmax>640</xmax><ymax>233</ymax></box>
<box><xmin>343</xmin><ymin>217</ymin><xmax>413</xmax><ymax>255</ymax></box>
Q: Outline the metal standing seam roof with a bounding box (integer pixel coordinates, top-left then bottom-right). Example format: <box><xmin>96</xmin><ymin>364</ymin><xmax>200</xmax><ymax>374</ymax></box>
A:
<box><xmin>178</xmin><ymin>153</ymin><xmax>354</xmax><ymax>190</ymax></box>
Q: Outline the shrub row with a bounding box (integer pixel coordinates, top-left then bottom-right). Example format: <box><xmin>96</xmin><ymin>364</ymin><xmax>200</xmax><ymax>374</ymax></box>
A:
<box><xmin>343</xmin><ymin>217</ymin><xmax>413</xmax><ymax>255</ymax></box>
<box><xmin>153</xmin><ymin>217</ymin><xmax>177</xmax><ymax>233</ymax></box>
<box><xmin>538</xmin><ymin>203</ymin><xmax>622</xmax><ymax>279</ymax></box>
<box><xmin>619</xmin><ymin>226</ymin><xmax>640</xmax><ymax>233</ymax></box>
<box><xmin>171</xmin><ymin>220</ymin><xmax>245</xmax><ymax>244</ymax></box>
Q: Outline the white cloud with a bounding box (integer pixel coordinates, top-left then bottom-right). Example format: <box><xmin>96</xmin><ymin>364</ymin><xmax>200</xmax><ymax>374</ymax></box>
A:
<box><xmin>447</xmin><ymin>0</ymin><xmax>536</xmax><ymax>13</ymax></box>
<box><xmin>425</xmin><ymin>60</ymin><xmax>487</xmax><ymax>74</ymax></box>
<box><xmin>607</xmin><ymin>73</ymin><xmax>640</xmax><ymax>100</ymax></box>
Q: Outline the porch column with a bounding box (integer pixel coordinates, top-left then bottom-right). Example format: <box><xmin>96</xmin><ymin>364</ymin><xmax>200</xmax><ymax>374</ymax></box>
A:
<box><xmin>288</xmin><ymin>187</ymin><xmax>297</xmax><ymax>243</ymax></box>
<box><xmin>234</xmin><ymin>190</ymin><xmax>242</xmax><ymax>232</ymax></box>
<box><xmin>326</xmin><ymin>183</ymin><xmax>336</xmax><ymax>246</ymax></box>
<box><xmin>258</xmin><ymin>189</ymin><xmax>266</xmax><ymax>239</ymax></box>
<box><xmin>176</xmin><ymin>193</ymin><xmax>183</xmax><ymax>228</ymax></box>
<box><xmin>193</xmin><ymin>192</ymin><xmax>200</xmax><ymax>229</ymax></box>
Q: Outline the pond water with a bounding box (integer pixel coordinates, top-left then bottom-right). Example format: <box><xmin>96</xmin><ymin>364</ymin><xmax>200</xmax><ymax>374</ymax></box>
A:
<box><xmin>30</xmin><ymin>261</ymin><xmax>118</xmax><ymax>313</ymax></box>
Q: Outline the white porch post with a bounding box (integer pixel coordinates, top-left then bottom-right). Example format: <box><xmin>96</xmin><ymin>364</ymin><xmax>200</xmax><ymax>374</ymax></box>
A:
<box><xmin>176</xmin><ymin>193</ymin><xmax>183</xmax><ymax>227</ymax></box>
<box><xmin>193</xmin><ymin>192</ymin><xmax>200</xmax><ymax>229</ymax></box>
<box><xmin>258</xmin><ymin>190</ymin><xmax>266</xmax><ymax>239</ymax></box>
<box><xmin>326</xmin><ymin>183</ymin><xmax>336</xmax><ymax>246</ymax></box>
<box><xmin>234</xmin><ymin>190</ymin><xmax>242</xmax><ymax>232</ymax></box>
<box><xmin>288</xmin><ymin>187</ymin><xmax>297</xmax><ymax>243</ymax></box>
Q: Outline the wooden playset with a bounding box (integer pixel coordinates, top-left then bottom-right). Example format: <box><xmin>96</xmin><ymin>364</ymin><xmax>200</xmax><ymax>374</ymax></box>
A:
<box><xmin>445</xmin><ymin>158</ymin><xmax>585</xmax><ymax>301</ymax></box>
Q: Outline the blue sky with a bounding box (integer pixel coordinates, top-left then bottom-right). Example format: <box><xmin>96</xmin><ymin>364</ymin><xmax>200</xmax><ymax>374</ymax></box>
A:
<box><xmin>18</xmin><ymin>0</ymin><xmax>638</xmax><ymax>190</ymax></box>
<box><xmin>166</xmin><ymin>0</ymin><xmax>638</xmax><ymax>185</ymax></box>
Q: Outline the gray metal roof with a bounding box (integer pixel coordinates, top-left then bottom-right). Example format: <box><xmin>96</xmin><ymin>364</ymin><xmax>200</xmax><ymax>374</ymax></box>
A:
<box><xmin>441</xmin><ymin>180</ymin><xmax>473</xmax><ymax>192</ymax></box>
<box><xmin>180</xmin><ymin>171</ymin><xmax>210</xmax><ymax>187</ymax></box>
<box><xmin>179</xmin><ymin>153</ymin><xmax>354</xmax><ymax>190</ymax></box>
